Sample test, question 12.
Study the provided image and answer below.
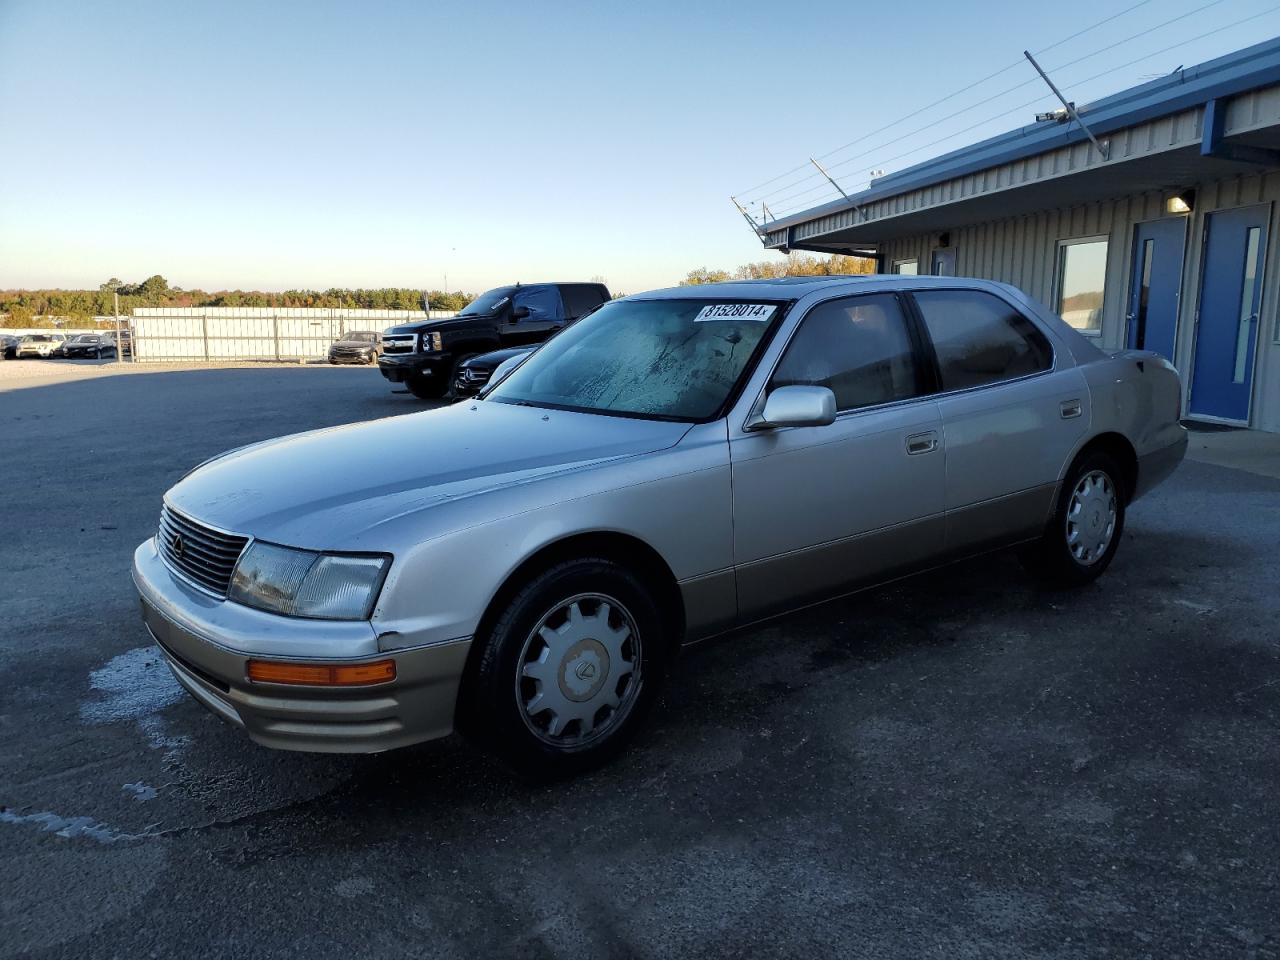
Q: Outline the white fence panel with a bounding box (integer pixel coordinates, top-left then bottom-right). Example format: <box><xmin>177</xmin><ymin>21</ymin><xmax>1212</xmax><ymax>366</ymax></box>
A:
<box><xmin>131</xmin><ymin>309</ymin><xmax>457</xmax><ymax>361</ymax></box>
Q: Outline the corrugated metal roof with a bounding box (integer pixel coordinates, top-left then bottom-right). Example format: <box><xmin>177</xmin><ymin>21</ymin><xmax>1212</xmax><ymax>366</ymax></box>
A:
<box><xmin>761</xmin><ymin>36</ymin><xmax>1280</xmax><ymax>237</ymax></box>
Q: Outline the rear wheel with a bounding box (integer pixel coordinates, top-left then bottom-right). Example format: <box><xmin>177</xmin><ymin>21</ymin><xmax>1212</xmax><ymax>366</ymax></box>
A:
<box><xmin>466</xmin><ymin>557</ymin><xmax>668</xmax><ymax>777</ymax></box>
<box><xmin>1020</xmin><ymin>450</ymin><xmax>1125</xmax><ymax>587</ymax></box>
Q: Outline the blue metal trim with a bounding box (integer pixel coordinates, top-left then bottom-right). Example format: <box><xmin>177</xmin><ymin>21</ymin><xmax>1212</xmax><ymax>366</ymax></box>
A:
<box><xmin>766</xmin><ymin>37</ymin><xmax>1280</xmax><ymax>234</ymax></box>
<box><xmin>1201</xmin><ymin>97</ymin><xmax>1227</xmax><ymax>156</ymax></box>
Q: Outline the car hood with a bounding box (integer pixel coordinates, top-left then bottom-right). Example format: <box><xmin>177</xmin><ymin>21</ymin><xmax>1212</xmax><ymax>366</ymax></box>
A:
<box><xmin>331</xmin><ymin>340</ymin><xmax>375</xmax><ymax>348</ymax></box>
<box><xmin>461</xmin><ymin>346</ymin><xmax>534</xmax><ymax>369</ymax></box>
<box><xmin>384</xmin><ymin>313</ymin><xmax>496</xmax><ymax>335</ymax></box>
<box><xmin>167</xmin><ymin>401</ymin><xmax>692</xmax><ymax>548</ymax></box>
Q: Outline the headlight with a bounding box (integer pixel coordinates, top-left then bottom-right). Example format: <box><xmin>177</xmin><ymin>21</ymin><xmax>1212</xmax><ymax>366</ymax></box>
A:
<box><xmin>228</xmin><ymin>542</ymin><xmax>390</xmax><ymax>620</ymax></box>
<box><xmin>426</xmin><ymin>332</ymin><xmax>443</xmax><ymax>351</ymax></box>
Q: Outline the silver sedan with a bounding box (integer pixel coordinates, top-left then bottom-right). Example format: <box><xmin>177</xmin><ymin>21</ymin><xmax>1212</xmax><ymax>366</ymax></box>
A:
<box><xmin>132</xmin><ymin>276</ymin><xmax>1187</xmax><ymax>774</ymax></box>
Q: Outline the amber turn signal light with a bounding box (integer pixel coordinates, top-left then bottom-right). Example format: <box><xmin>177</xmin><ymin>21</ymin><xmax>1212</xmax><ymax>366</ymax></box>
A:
<box><xmin>246</xmin><ymin>658</ymin><xmax>396</xmax><ymax>686</ymax></box>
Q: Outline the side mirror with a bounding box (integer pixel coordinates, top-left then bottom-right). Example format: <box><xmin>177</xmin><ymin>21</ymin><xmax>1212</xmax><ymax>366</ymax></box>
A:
<box><xmin>511</xmin><ymin>305</ymin><xmax>530</xmax><ymax>322</ymax></box>
<box><xmin>756</xmin><ymin>385</ymin><xmax>837</xmax><ymax>429</ymax></box>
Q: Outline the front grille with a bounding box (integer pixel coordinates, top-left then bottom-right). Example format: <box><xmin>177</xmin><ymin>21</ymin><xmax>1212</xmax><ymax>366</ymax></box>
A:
<box><xmin>157</xmin><ymin>505</ymin><xmax>249</xmax><ymax>597</ymax></box>
<box><xmin>381</xmin><ymin>334</ymin><xmax>417</xmax><ymax>354</ymax></box>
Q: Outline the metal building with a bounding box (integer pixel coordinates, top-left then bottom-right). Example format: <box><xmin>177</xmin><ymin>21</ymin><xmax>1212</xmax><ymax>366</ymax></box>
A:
<box><xmin>760</xmin><ymin>38</ymin><xmax>1280</xmax><ymax>434</ymax></box>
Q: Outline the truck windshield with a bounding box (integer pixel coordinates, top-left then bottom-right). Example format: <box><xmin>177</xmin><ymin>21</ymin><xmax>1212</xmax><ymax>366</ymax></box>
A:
<box><xmin>486</xmin><ymin>298</ymin><xmax>781</xmax><ymax>421</ymax></box>
<box><xmin>457</xmin><ymin>286</ymin><xmax>517</xmax><ymax>317</ymax></box>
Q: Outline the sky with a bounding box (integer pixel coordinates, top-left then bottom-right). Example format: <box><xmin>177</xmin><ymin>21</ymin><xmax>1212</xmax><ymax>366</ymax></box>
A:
<box><xmin>1</xmin><ymin>0</ymin><xmax>1278</xmax><ymax>295</ymax></box>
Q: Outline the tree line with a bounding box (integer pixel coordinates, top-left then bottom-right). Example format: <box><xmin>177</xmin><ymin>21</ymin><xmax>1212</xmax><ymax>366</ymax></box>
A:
<box><xmin>0</xmin><ymin>276</ymin><xmax>477</xmax><ymax>328</ymax></box>
<box><xmin>2</xmin><ymin>256</ymin><xmax>875</xmax><ymax>328</ymax></box>
<box><xmin>680</xmin><ymin>253</ymin><xmax>876</xmax><ymax>285</ymax></box>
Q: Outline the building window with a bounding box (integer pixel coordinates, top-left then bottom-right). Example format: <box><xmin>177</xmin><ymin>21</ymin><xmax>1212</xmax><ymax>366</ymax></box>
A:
<box><xmin>893</xmin><ymin>259</ymin><xmax>918</xmax><ymax>275</ymax></box>
<box><xmin>1055</xmin><ymin>237</ymin><xmax>1108</xmax><ymax>334</ymax></box>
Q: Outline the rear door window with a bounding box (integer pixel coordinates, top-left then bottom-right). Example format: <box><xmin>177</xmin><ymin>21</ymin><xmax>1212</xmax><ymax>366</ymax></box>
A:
<box><xmin>560</xmin><ymin>284</ymin><xmax>607</xmax><ymax>319</ymax></box>
<box><xmin>770</xmin><ymin>293</ymin><xmax>925</xmax><ymax>412</ymax></box>
<box><xmin>912</xmin><ymin>289</ymin><xmax>1052</xmax><ymax>391</ymax></box>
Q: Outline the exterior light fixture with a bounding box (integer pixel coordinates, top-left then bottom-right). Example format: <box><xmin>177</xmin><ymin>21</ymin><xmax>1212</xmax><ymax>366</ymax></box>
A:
<box><xmin>1166</xmin><ymin>190</ymin><xmax>1195</xmax><ymax>215</ymax></box>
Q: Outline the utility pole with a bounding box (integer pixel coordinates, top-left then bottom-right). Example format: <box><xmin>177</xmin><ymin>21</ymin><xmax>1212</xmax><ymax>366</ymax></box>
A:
<box><xmin>113</xmin><ymin>290</ymin><xmax>122</xmax><ymax>364</ymax></box>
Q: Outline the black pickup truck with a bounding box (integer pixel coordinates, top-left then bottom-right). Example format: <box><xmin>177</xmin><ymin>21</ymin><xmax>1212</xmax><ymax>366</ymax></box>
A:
<box><xmin>378</xmin><ymin>282</ymin><xmax>611</xmax><ymax>399</ymax></box>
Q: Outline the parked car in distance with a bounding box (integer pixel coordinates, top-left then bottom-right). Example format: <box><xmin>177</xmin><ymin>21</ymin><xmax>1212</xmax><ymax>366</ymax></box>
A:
<box><xmin>134</xmin><ymin>275</ymin><xmax>1187</xmax><ymax>776</ymax></box>
<box><xmin>63</xmin><ymin>333</ymin><xmax>117</xmax><ymax>359</ymax></box>
<box><xmin>327</xmin><ymin>330</ymin><xmax>382</xmax><ymax>365</ymax></box>
<box><xmin>0</xmin><ymin>334</ymin><xmax>18</xmax><ymax>359</ymax></box>
<box><xmin>378</xmin><ymin>282</ymin><xmax>611</xmax><ymax>399</ymax></box>
<box><xmin>452</xmin><ymin>345</ymin><xmax>534</xmax><ymax>398</ymax></box>
<box><xmin>15</xmin><ymin>333</ymin><xmax>68</xmax><ymax>358</ymax></box>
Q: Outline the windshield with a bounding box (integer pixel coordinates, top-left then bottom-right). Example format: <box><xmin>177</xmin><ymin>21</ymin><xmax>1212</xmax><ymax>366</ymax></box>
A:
<box><xmin>486</xmin><ymin>298</ymin><xmax>780</xmax><ymax>421</ymax></box>
<box><xmin>343</xmin><ymin>331</ymin><xmax>377</xmax><ymax>342</ymax></box>
<box><xmin>23</xmin><ymin>335</ymin><xmax>51</xmax><ymax>342</ymax></box>
<box><xmin>457</xmin><ymin>286</ymin><xmax>517</xmax><ymax>317</ymax></box>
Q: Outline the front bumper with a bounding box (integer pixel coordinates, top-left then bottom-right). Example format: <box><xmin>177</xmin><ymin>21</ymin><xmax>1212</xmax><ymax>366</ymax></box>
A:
<box><xmin>132</xmin><ymin>537</ymin><xmax>471</xmax><ymax>753</ymax></box>
<box><xmin>377</xmin><ymin>353</ymin><xmax>451</xmax><ymax>382</ymax></box>
<box><xmin>328</xmin><ymin>350</ymin><xmax>374</xmax><ymax>364</ymax></box>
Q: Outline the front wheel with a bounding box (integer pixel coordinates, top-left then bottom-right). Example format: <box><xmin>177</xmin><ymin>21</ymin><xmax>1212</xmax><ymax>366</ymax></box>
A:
<box><xmin>406</xmin><ymin>372</ymin><xmax>449</xmax><ymax>399</ymax></box>
<box><xmin>1020</xmin><ymin>451</ymin><xmax>1126</xmax><ymax>587</ymax></box>
<box><xmin>466</xmin><ymin>557</ymin><xmax>669</xmax><ymax>777</ymax></box>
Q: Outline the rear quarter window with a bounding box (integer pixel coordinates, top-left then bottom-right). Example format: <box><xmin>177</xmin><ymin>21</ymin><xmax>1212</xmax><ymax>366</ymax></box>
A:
<box><xmin>560</xmin><ymin>284</ymin><xmax>608</xmax><ymax>319</ymax></box>
<box><xmin>913</xmin><ymin>289</ymin><xmax>1053</xmax><ymax>391</ymax></box>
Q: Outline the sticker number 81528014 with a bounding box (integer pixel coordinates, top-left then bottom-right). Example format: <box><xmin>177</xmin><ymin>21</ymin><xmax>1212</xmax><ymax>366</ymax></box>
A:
<box><xmin>692</xmin><ymin>304</ymin><xmax>776</xmax><ymax>323</ymax></box>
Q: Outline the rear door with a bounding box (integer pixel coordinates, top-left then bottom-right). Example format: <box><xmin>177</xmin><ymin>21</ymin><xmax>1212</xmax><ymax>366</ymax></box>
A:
<box><xmin>730</xmin><ymin>292</ymin><xmax>945</xmax><ymax>621</ymax></box>
<box><xmin>908</xmin><ymin>288</ymin><xmax>1089</xmax><ymax>552</ymax></box>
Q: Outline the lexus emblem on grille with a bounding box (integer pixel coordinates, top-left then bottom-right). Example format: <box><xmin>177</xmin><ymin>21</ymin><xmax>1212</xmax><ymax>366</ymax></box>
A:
<box><xmin>172</xmin><ymin>533</ymin><xmax>185</xmax><ymax>559</ymax></box>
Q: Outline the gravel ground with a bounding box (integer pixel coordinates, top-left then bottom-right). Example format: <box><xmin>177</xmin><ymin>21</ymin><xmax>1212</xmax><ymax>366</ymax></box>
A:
<box><xmin>1</xmin><ymin>363</ymin><xmax>1277</xmax><ymax>959</ymax></box>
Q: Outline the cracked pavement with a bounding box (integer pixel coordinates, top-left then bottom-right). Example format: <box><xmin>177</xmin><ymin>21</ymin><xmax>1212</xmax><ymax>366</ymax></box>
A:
<box><xmin>1</xmin><ymin>363</ymin><xmax>1278</xmax><ymax>959</ymax></box>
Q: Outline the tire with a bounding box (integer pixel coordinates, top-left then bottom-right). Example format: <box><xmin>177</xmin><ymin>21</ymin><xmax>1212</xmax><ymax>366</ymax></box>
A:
<box><xmin>1020</xmin><ymin>450</ymin><xmax>1126</xmax><ymax>587</ymax></box>
<box><xmin>406</xmin><ymin>372</ymin><xmax>449</xmax><ymax>399</ymax></box>
<box><xmin>93</xmin><ymin>348</ymin><xmax>101</xmax><ymax>360</ymax></box>
<box><xmin>466</xmin><ymin>557</ymin><xmax>669</xmax><ymax>777</ymax></box>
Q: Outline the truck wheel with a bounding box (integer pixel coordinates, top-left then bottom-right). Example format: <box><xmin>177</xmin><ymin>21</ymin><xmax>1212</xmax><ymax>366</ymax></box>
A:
<box><xmin>406</xmin><ymin>372</ymin><xmax>449</xmax><ymax>399</ymax></box>
<box><xmin>466</xmin><ymin>557</ymin><xmax>668</xmax><ymax>777</ymax></box>
<box><xmin>1020</xmin><ymin>450</ymin><xmax>1126</xmax><ymax>587</ymax></box>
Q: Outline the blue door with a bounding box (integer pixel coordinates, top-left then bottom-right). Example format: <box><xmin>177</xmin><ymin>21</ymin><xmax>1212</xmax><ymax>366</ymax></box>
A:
<box><xmin>1126</xmin><ymin>218</ymin><xmax>1186</xmax><ymax>360</ymax></box>
<box><xmin>1190</xmin><ymin>204</ymin><xmax>1270</xmax><ymax>422</ymax></box>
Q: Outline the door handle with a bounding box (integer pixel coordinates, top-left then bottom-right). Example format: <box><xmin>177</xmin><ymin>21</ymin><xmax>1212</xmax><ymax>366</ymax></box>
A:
<box><xmin>1060</xmin><ymin>399</ymin><xmax>1083</xmax><ymax>419</ymax></box>
<box><xmin>905</xmin><ymin>431</ymin><xmax>938</xmax><ymax>455</ymax></box>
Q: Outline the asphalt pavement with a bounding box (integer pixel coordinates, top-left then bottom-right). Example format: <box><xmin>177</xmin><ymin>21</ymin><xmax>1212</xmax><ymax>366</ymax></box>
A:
<box><xmin>1</xmin><ymin>361</ymin><xmax>1277</xmax><ymax>959</ymax></box>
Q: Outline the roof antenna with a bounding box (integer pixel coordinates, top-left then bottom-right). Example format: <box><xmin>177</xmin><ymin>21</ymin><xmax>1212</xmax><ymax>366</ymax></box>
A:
<box><xmin>1024</xmin><ymin>50</ymin><xmax>1110</xmax><ymax>161</ymax></box>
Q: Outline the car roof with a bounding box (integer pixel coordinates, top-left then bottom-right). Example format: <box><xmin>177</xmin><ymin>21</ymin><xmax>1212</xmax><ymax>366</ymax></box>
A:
<box><xmin>628</xmin><ymin>274</ymin><xmax>1008</xmax><ymax>300</ymax></box>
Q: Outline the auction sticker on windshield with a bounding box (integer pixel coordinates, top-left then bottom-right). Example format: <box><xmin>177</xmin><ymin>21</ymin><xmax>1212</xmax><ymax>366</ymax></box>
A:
<box><xmin>693</xmin><ymin>304</ymin><xmax>776</xmax><ymax>323</ymax></box>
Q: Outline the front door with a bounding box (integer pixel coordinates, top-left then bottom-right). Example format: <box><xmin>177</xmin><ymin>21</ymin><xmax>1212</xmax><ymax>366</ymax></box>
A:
<box><xmin>931</xmin><ymin>249</ymin><xmax>957</xmax><ymax>276</ymax></box>
<box><xmin>1190</xmin><ymin>204</ymin><xmax>1270</xmax><ymax>422</ymax></box>
<box><xmin>1126</xmin><ymin>218</ymin><xmax>1186</xmax><ymax>360</ymax></box>
<box><xmin>730</xmin><ymin>292</ymin><xmax>945</xmax><ymax>621</ymax></box>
